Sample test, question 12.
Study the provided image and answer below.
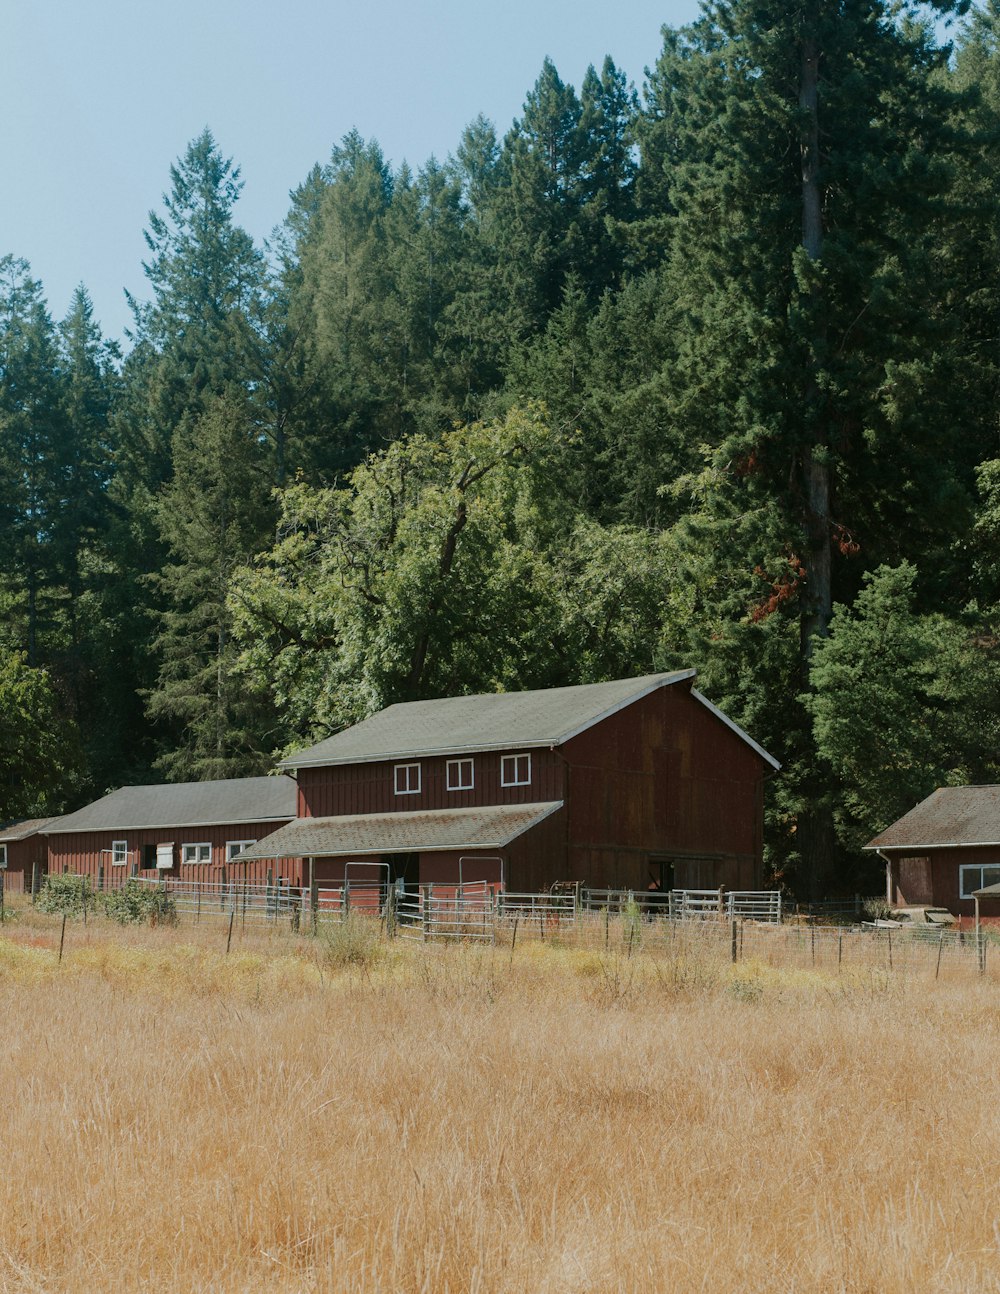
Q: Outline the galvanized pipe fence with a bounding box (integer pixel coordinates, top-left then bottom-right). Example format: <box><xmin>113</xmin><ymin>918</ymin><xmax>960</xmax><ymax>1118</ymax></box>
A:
<box><xmin>11</xmin><ymin>872</ymin><xmax>1000</xmax><ymax>976</ymax></box>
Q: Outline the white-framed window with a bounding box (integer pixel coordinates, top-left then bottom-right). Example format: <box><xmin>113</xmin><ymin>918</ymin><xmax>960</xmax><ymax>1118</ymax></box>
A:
<box><xmin>111</xmin><ymin>839</ymin><xmax>128</xmax><ymax>866</ymax></box>
<box><xmin>226</xmin><ymin>840</ymin><xmax>256</xmax><ymax>862</ymax></box>
<box><xmin>394</xmin><ymin>763</ymin><xmax>421</xmax><ymax>795</ymax></box>
<box><xmin>959</xmin><ymin>863</ymin><xmax>1000</xmax><ymax>900</ymax></box>
<box><xmin>182</xmin><ymin>842</ymin><xmax>212</xmax><ymax>866</ymax></box>
<box><xmin>447</xmin><ymin>758</ymin><xmax>474</xmax><ymax>791</ymax></box>
<box><xmin>501</xmin><ymin>753</ymin><xmax>532</xmax><ymax>787</ymax></box>
<box><xmin>0</xmin><ymin>843</ymin><xmax>6</xmax><ymax>869</ymax></box>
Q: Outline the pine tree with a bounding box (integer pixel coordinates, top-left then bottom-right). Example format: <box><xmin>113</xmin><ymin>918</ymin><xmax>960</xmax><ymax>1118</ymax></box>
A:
<box><xmin>638</xmin><ymin>0</ymin><xmax>971</xmax><ymax>893</ymax></box>
<box><xmin>0</xmin><ymin>256</ymin><xmax>71</xmax><ymax>664</ymax></box>
<box><xmin>117</xmin><ymin>130</ymin><xmax>272</xmax><ymax>776</ymax></box>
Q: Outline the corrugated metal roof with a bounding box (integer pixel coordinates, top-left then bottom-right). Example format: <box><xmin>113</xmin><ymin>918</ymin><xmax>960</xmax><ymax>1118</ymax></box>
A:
<box><xmin>46</xmin><ymin>776</ymin><xmax>298</xmax><ymax>835</ymax></box>
<box><xmin>237</xmin><ymin>801</ymin><xmax>564</xmax><ymax>860</ymax></box>
<box><xmin>281</xmin><ymin>673</ymin><xmax>699</xmax><ymax>769</ymax></box>
<box><xmin>865</xmin><ymin>786</ymin><xmax>1000</xmax><ymax>850</ymax></box>
<box><xmin>0</xmin><ymin>817</ymin><xmax>58</xmax><ymax>843</ymax></box>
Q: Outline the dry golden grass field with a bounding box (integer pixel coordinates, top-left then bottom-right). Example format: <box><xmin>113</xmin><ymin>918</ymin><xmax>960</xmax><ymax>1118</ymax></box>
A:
<box><xmin>1</xmin><ymin>903</ymin><xmax>999</xmax><ymax>1293</ymax></box>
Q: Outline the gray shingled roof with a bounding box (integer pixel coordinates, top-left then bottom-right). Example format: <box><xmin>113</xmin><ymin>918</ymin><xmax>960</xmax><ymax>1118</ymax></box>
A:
<box><xmin>237</xmin><ymin>801</ymin><xmax>563</xmax><ymax>860</ymax></box>
<box><xmin>46</xmin><ymin>776</ymin><xmax>297</xmax><ymax>835</ymax></box>
<box><xmin>281</xmin><ymin>672</ymin><xmax>709</xmax><ymax>769</ymax></box>
<box><xmin>865</xmin><ymin>786</ymin><xmax>1000</xmax><ymax>851</ymax></box>
<box><xmin>0</xmin><ymin>817</ymin><xmax>57</xmax><ymax>844</ymax></box>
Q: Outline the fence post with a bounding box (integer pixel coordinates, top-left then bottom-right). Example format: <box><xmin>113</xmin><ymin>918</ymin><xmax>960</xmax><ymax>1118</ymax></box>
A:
<box><xmin>266</xmin><ymin>867</ymin><xmax>274</xmax><ymax>919</ymax></box>
<box><xmin>731</xmin><ymin>917</ymin><xmax>738</xmax><ymax>963</ymax></box>
<box><xmin>422</xmin><ymin>884</ymin><xmax>431</xmax><ymax>941</ymax></box>
<box><xmin>31</xmin><ymin>861</ymin><xmax>39</xmax><ymax>902</ymax></box>
<box><xmin>0</xmin><ymin>867</ymin><xmax>4</xmax><ymax>923</ymax></box>
<box><xmin>310</xmin><ymin>874</ymin><xmax>319</xmax><ymax>935</ymax></box>
<box><xmin>98</xmin><ymin>863</ymin><xmax>104</xmax><ymax>893</ymax></box>
<box><xmin>342</xmin><ymin>879</ymin><xmax>350</xmax><ymax>923</ymax></box>
<box><xmin>717</xmin><ymin>887</ymin><xmax>725</xmax><ymax>918</ymax></box>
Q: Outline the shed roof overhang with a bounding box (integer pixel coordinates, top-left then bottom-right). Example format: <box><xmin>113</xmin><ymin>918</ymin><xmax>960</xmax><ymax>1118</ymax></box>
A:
<box><xmin>235</xmin><ymin>801</ymin><xmax>563</xmax><ymax>861</ymax></box>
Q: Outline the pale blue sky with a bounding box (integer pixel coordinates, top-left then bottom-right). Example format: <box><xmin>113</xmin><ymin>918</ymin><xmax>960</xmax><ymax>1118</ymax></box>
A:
<box><xmin>1</xmin><ymin>0</ymin><xmax>702</xmax><ymax>344</ymax></box>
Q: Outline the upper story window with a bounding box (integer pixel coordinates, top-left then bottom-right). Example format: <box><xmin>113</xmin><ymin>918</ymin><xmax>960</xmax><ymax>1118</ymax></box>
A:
<box><xmin>501</xmin><ymin>753</ymin><xmax>532</xmax><ymax>787</ymax></box>
<box><xmin>226</xmin><ymin>840</ymin><xmax>256</xmax><ymax>862</ymax></box>
<box><xmin>447</xmin><ymin>758</ymin><xmax>474</xmax><ymax>791</ymax></box>
<box><xmin>111</xmin><ymin>839</ymin><xmax>128</xmax><ymax>866</ymax></box>
<box><xmin>394</xmin><ymin>762</ymin><xmax>421</xmax><ymax>795</ymax></box>
<box><xmin>182</xmin><ymin>842</ymin><xmax>212</xmax><ymax>866</ymax></box>
<box><xmin>959</xmin><ymin>863</ymin><xmax>1000</xmax><ymax>900</ymax></box>
<box><xmin>0</xmin><ymin>843</ymin><xmax>6</xmax><ymax>868</ymax></box>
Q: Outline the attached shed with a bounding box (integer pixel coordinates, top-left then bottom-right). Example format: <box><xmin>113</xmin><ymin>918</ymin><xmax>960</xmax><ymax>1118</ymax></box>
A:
<box><xmin>0</xmin><ymin>818</ymin><xmax>57</xmax><ymax>893</ymax></box>
<box><xmin>241</xmin><ymin>672</ymin><xmax>778</xmax><ymax>894</ymax></box>
<box><xmin>45</xmin><ymin>777</ymin><xmax>299</xmax><ymax>886</ymax></box>
<box><xmin>865</xmin><ymin>786</ymin><xmax>1000</xmax><ymax>922</ymax></box>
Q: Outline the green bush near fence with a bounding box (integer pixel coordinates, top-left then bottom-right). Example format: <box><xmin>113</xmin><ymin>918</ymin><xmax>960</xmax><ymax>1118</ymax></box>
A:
<box><xmin>103</xmin><ymin>879</ymin><xmax>178</xmax><ymax>926</ymax></box>
<box><xmin>35</xmin><ymin>873</ymin><xmax>95</xmax><ymax>916</ymax></box>
<box><xmin>322</xmin><ymin>914</ymin><xmax>383</xmax><ymax>969</ymax></box>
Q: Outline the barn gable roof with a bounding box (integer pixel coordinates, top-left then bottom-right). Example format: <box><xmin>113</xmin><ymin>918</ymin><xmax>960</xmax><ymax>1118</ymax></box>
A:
<box><xmin>865</xmin><ymin>786</ymin><xmax>1000</xmax><ymax>851</ymax></box>
<box><xmin>0</xmin><ymin>817</ymin><xmax>58</xmax><ymax>844</ymax></box>
<box><xmin>280</xmin><ymin>672</ymin><xmax>780</xmax><ymax>771</ymax></box>
<box><xmin>45</xmin><ymin>776</ymin><xmax>297</xmax><ymax>835</ymax></box>
<box><xmin>237</xmin><ymin>801</ymin><xmax>563</xmax><ymax>861</ymax></box>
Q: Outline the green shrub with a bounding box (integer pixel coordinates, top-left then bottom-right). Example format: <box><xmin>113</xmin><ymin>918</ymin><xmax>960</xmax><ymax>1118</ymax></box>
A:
<box><xmin>36</xmin><ymin>873</ymin><xmax>95</xmax><ymax>916</ymax></box>
<box><xmin>862</xmin><ymin>897</ymin><xmax>893</xmax><ymax>922</ymax></box>
<box><xmin>322</xmin><ymin>915</ymin><xmax>382</xmax><ymax>969</ymax></box>
<box><xmin>103</xmin><ymin>879</ymin><xmax>177</xmax><ymax>926</ymax></box>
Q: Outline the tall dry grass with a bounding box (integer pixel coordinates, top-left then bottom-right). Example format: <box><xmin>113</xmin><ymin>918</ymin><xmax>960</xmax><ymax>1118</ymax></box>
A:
<box><xmin>1</xmin><ymin>911</ymin><xmax>999</xmax><ymax>1292</ymax></box>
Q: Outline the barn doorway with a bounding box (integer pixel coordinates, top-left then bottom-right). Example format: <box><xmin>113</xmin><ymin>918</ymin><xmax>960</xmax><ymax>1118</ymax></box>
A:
<box><xmin>647</xmin><ymin>855</ymin><xmax>675</xmax><ymax>894</ymax></box>
<box><xmin>385</xmin><ymin>852</ymin><xmax>419</xmax><ymax>901</ymax></box>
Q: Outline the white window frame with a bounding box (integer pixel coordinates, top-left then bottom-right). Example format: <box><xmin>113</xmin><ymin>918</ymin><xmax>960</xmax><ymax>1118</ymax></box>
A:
<box><xmin>226</xmin><ymin>839</ymin><xmax>257</xmax><ymax>862</ymax></box>
<box><xmin>446</xmin><ymin>758</ymin><xmax>475</xmax><ymax>792</ymax></box>
<box><xmin>0</xmin><ymin>843</ymin><xmax>6</xmax><ymax>869</ymax></box>
<box><xmin>959</xmin><ymin>863</ymin><xmax>1000</xmax><ymax>900</ymax></box>
<box><xmin>501</xmin><ymin>752</ymin><xmax>532</xmax><ymax>788</ymax></box>
<box><xmin>394</xmin><ymin>762</ymin><xmax>421</xmax><ymax>796</ymax></box>
<box><xmin>182</xmin><ymin>842</ymin><xmax>212</xmax><ymax>866</ymax></box>
<box><xmin>111</xmin><ymin>839</ymin><xmax>128</xmax><ymax>867</ymax></box>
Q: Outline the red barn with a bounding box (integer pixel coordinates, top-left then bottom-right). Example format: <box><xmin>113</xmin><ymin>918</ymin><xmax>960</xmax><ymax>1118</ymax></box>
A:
<box><xmin>0</xmin><ymin>818</ymin><xmax>57</xmax><ymax>893</ymax></box>
<box><xmin>866</xmin><ymin>785</ymin><xmax>1000</xmax><ymax>922</ymax></box>
<box><xmin>241</xmin><ymin>672</ymin><xmax>778</xmax><ymax>893</ymax></box>
<box><xmin>44</xmin><ymin>776</ymin><xmax>299</xmax><ymax>886</ymax></box>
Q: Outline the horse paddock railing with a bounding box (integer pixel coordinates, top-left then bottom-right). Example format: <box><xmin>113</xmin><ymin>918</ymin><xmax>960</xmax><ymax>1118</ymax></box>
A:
<box><xmin>36</xmin><ymin>874</ymin><xmax>787</xmax><ymax>938</ymax></box>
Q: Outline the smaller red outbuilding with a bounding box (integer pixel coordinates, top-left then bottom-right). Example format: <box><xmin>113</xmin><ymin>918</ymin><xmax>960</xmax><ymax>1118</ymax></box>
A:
<box><xmin>865</xmin><ymin>785</ymin><xmax>1000</xmax><ymax>922</ymax></box>
<box><xmin>0</xmin><ymin>818</ymin><xmax>57</xmax><ymax>893</ymax></box>
<box><xmin>44</xmin><ymin>777</ymin><xmax>299</xmax><ymax>887</ymax></box>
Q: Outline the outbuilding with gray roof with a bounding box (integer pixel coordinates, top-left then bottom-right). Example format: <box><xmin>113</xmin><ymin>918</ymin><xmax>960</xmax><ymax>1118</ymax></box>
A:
<box><xmin>865</xmin><ymin>785</ymin><xmax>1000</xmax><ymax>922</ymax></box>
<box><xmin>45</xmin><ymin>776</ymin><xmax>298</xmax><ymax>887</ymax></box>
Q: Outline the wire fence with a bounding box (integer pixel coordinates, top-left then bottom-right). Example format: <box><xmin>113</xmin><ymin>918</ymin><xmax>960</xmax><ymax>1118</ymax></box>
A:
<box><xmin>11</xmin><ymin>873</ymin><xmax>999</xmax><ymax>981</ymax></box>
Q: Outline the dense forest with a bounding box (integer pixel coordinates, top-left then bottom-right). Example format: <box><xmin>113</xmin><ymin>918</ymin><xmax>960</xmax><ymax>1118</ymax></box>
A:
<box><xmin>5</xmin><ymin>0</ymin><xmax>1000</xmax><ymax>894</ymax></box>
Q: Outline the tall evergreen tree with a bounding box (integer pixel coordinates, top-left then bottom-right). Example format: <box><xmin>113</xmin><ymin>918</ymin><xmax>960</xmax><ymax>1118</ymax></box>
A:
<box><xmin>639</xmin><ymin>0</ymin><xmax>971</xmax><ymax>892</ymax></box>
<box><xmin>116</xmin><ymin>130</ymin><xmax>272</xmax><ymax>777</ymax></box>
<box><xmin>0</xmin><ymin>256</ymin><xmax>70</xmax><ymax>664</ymax></box>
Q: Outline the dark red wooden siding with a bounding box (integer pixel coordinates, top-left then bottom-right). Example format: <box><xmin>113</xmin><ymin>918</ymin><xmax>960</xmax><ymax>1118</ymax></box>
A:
<box><xmin>1</xmin><ymin>836</ymin><xmax>49</xmax><ymax>892</ymax></box>
<box><xmin>888</xmin><ymin>845</ymin><xmax>1000</xmax><ymax>922</ymax></box>
<box><xmin>296</xmin><ymin>749</ymin><xmax>566</xmax><ymax>819</ymax></box>
<box><xmin>46</xmin><ymin>822</ymin><xmax>300</xmax><ymax>887</ymax></box>
<box><xmin>560</xmin><ymin>683</ymin><xmax>765</xmax><ymax>890</ymax></box>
